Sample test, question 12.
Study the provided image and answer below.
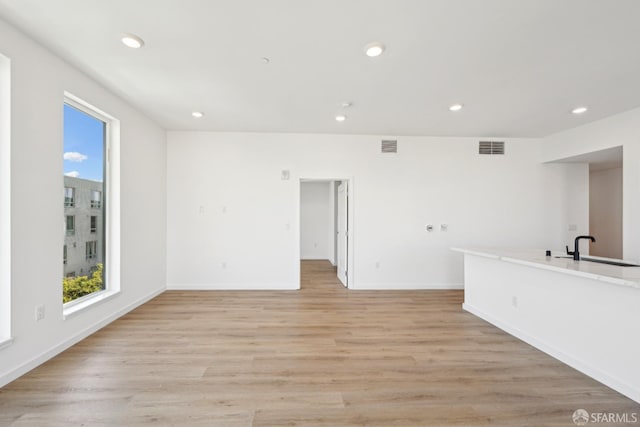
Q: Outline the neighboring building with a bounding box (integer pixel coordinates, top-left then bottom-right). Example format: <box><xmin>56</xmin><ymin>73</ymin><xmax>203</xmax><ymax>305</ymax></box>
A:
<box><xmin>63</xmin><ymin>176</ymin><xmax>103</xmax><ymax>278</ymax></box>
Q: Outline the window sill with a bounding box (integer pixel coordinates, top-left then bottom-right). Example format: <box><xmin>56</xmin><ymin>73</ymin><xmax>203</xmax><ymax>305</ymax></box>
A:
<box><xmin>0</xmin><ymin>337</ymin><xmax>14</xmax><ymax>350</ymax></box>
<box><xmin>63</xmin><ymin>289</ymin><xmax>120</xmax><ymax>320</ymax></box>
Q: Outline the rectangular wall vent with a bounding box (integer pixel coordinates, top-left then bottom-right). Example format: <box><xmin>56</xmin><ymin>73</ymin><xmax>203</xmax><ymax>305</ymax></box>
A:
<box><xmin>381</xmin><ymin>139</ymin><xmax>398</xmax><ymax>153</ymax></box>
<box><xmin>479</xmin><ymin>141</ymin><xmax>505</xmax><ymax>155</ymax></box>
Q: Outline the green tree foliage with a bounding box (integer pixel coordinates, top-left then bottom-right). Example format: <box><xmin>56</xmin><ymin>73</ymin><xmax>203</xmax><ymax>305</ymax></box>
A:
<box><xmin>63</xmin><ymin>264</ymin><xmax>103</xmax><ymax>303</ymax></box>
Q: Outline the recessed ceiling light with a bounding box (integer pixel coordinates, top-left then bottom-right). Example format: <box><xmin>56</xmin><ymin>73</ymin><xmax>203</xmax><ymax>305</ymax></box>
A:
<box><xmin>335</xmin><ymin>114</ymin><xmax>347</xmax><ymax>122</ymax></box>
<box><xmin>571</xmin><ymin>106</ymin><xmax>588</xmax><ymax>115</ymax></box>
<box><xmin>261</xmin><ymin>57</ymin><xmax>270</xmax><ymax>64</ymax></box>
<box><xmin>341</xmin><ymin>102</ymin><xmax>352</xmax><ymax>108</ymax></box>
<box><xmin>449</xmin><ymin>103</ymin><xmax>464</xmax><ymax>112</ymax></box>
<box><xmin>121</xmin><ymin>33</ymin><xmax>144</xmax><ymax>49</ymax></box>
<box><xmin>192</xmin><ymin>111</ymin><xmax>204</xmax><ymax>118</ymax></box>
<box><xmin>364</xmin><ymin>42</ymin><xmax>385</xmax><ymax>57</ymax></box>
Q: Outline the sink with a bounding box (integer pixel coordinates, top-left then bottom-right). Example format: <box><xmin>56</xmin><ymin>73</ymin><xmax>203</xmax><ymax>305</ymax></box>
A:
<box><xmin>580</xmin><ymin>257</ymin><xmax>640</xmax><ymax>267</ymax></box>
<box><xmin>553</xmin><ymin>255</ymin><xmax>639</xmax><ymax>267</ymax></box>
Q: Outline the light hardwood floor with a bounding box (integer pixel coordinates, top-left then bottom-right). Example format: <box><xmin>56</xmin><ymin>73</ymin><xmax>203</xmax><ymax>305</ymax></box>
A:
<box><xmin>1</xmin><ymin>260</ymin><xmax>638</xmax><ymax>426</ymax></box>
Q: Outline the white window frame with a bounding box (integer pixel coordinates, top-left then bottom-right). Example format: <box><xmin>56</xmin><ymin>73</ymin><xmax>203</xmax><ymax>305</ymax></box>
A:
<box><xmin>64</xmin><ymin>186</ymin><xmax>75</xmax><ymax>207</ymax></box>
<box><xmin>65</xmin><ymin>214</ymin><xmax>75</xmax><ymax>235</ymax></box>
<box><xmin>63</xmin><ymin>93</ymin><xmax>121</xmax><ymax>319</ymax></box>
<box><xmin>85</xmin><ymin>240</ymin><xmax>97</xmax><ymax>260</ymax></box>
<box><xmin>90</xmin><ymin>190</ymin><xmax>101</xmax><ymax>208</ymax></box>
<box><xmin>0</xmin><ymin>53</ymin><xmax>11</xmax><ymax>348</ymax></box>
<box><xmin>90</xmin><ymin>215</ymin><xmax>97</xmax><ymax>233</ymax></box>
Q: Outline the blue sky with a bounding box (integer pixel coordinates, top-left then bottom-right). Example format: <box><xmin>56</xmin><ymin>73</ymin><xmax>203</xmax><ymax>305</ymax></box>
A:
<box><xmin>63</xmin><ymin>104</ymin><xmax>104</xmax><ymax>182</ymax></box>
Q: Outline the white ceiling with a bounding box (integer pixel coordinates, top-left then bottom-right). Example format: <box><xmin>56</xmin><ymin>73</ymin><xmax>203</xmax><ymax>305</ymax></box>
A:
<box><xmin>1</xmin><ymin>0</ymin><xmax>640</xmax><ymax>137</ymax></box>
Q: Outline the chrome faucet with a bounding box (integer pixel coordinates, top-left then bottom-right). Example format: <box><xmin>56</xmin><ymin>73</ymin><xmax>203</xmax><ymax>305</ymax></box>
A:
<box><xmin>566</xmin><ymin>235</ymin><xmax>596</xmax><ymax>261</ymax></box>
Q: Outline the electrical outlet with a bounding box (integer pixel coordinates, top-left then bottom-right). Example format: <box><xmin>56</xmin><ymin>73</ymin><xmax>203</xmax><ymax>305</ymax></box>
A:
<box><xmin>221</xmin><ymin>262</ymin><xmax>227</xmax><ymax>269</ymax></box>
<box><xmin>511</xmin><ymin>296</ymin><xmax>518</xmax><ymax>308</ymax></box>
<box><xmin>35</xmin><ymin>305</ymin><xmax>45</xmax><ymax>321</ymax></box>
<box><xmin>375</xmin><ymin>261</ymin><xmax>380</xmax><ymax>269</ymax></box>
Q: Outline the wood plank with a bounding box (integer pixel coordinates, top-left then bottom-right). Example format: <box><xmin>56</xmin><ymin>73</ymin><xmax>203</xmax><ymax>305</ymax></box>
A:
<box><xmin>1</xmin><ymin>260</ymin><xmax>638</xmax><ymax>426</ymax></box>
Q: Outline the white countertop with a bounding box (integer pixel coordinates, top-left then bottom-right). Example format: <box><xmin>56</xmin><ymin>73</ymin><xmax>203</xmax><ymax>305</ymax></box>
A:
<box><xmin>451</xmin><ymin>247</ymin><xmax>640</xmax><ymax>289</ymax></box>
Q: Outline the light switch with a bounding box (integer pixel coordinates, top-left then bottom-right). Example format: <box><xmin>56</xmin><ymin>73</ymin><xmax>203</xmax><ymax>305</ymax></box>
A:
<box><xmin>281</xmin><ymin>170</ymin><xmax>290</xmax><ymax>180</ymax></box>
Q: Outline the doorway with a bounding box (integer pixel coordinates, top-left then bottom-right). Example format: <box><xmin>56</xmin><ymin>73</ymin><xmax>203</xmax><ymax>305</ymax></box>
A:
<box><xmin>298</xmin><ymin>178</ymin><xmax>352</xmax><ymax>289</ymax></box>
<box><xmin>589</xmin><ymin>149</ymin><xmax>623</xmax><ymax>258</ymax></box>
<box><xmin>550</xmin><ymin>146</ymin><xmax>623</xmax><ymax>258</ymax></box>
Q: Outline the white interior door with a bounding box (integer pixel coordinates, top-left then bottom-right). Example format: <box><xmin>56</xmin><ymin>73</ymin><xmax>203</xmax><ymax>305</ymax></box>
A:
<box><xmin>336</xmin><ymin>181</ymin><xmax>348</xmax><ymax>287</ymax></box>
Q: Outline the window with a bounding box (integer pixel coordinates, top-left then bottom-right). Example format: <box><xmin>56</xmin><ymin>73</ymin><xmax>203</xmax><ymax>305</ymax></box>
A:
<box><xmin>85</xmin><ymin>241</ymin><xmax>97</xmax><ymax>260</ymax></box>
<box><xmin>64</xmin><ymin>187</ymin><xmax>75</xmax><ymax>207</ymax></box>
<box><xmin>0</xmin><ymin>52</ymin><xmax>10</xmax><ymax>344</ymax></box>
<box><xmin>63</xmin><ymin>93</ymin><xmax>118</xmax><ymax>308</ymax></box>
<box><xmin>65</xmin><ymin>215</ymin><xmax>75</xmax><ymax>235</ymax></box>
<box><xmin>63</xmin><ymin>245</ymin><xmax>67</xmax><ymax>265</ymax></box>
<box><xmin>91</xmin><ymin>190</ymin><xmax>101</xmax><ymax>208</ymax></box>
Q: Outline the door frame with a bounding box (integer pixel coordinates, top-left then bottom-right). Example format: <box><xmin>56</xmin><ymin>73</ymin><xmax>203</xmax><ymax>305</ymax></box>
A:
<box><xmin>295</xmin><ymin>177</ymin><xmax>355</xmax><ymax>289</ymax></box>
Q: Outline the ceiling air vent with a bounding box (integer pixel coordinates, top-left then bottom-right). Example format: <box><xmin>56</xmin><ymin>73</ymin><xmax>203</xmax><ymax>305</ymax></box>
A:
<box><xmin>479</xmin><ymin>141</ymin><xmax>505</xmax><ymax>155</ymax></box>
<box><xmin>381</xmin><ymin>139</ymin><xmax>398</xmax><ymax>153</ymax></box>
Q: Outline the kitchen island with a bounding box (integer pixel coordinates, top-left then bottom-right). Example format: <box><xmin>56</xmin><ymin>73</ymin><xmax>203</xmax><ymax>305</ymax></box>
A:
<box><xmin>453</xmin><ymin>247</ymin><xmax>640</xmax><ymax>403</ymax></box>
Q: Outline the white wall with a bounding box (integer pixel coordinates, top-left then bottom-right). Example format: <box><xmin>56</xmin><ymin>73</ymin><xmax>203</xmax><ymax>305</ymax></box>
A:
<box><xmin>0</xmin><ymin>52</ymin><xmax>10</xmax><ymax>342</ymax></box>
<box><xmin>300</xmin><ymin>182</ymin><xmax>333</xmax><ymax>260</ymax></box>
<box><xmin>590</xmin><ymin>167</ymin><xmax>623</xmax><ymax>258</ymax></box>
<box><xmin>167</xmin><ymin>131</ymin><xmax>585</xmax><ymax>290</ymax></box>
<box><xmin>0</xmin><ymin>18</ymin><xmax>167</xmax><ymax>386</ymax></box>
<box><xmin>543</xmin><ymin>107</ymin><xmax>640</xmax><ymax>262</ymax></box>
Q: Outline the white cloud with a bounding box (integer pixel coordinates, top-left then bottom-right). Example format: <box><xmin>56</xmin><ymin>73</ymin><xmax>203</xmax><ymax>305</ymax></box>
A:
<box><xmin>63</xmin><ymin>152</ymin><xmax>88</xmax><ymax>162</ymax></box>
<box><xmin>64</xmin><ymin>171</ymin><xmax>80</xmax><ymax>178</ymax></box>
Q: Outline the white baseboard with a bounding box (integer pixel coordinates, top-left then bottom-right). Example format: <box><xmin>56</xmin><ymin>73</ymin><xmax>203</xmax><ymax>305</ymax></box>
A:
<box><xmin>462</xmin><ymin>302</ymin><xmax>640</xmax><ymax>404</ymax></box>
<box><xmin>353</xmin><ymin>282</ymin><xmax>464</xmax><ymax>290</ymax></box>
<box><xmin>0</xmin><ymin>287</ymin><xmax>165</xmax><ymax>388</ymax></box>
<box><xmin>167</xmin><ymin>283</ymin><xmax>299</xmax><ymax>290</ymax></box>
